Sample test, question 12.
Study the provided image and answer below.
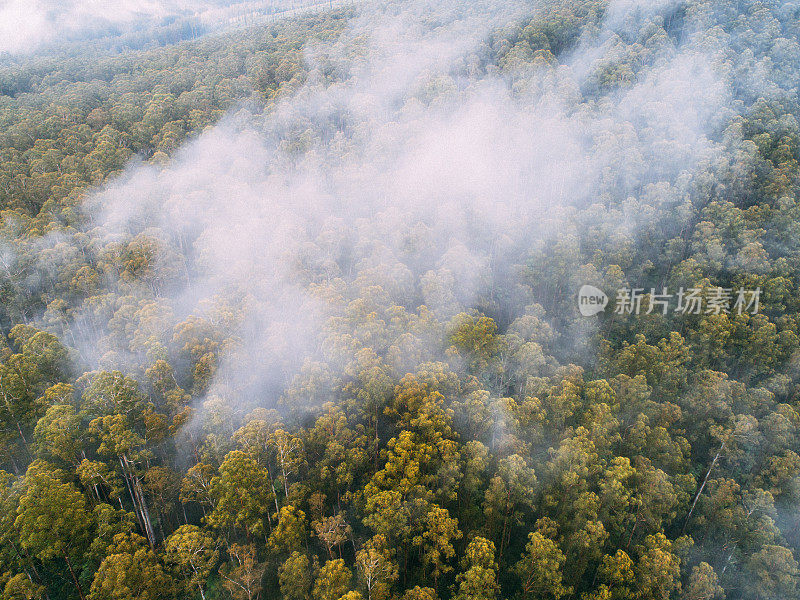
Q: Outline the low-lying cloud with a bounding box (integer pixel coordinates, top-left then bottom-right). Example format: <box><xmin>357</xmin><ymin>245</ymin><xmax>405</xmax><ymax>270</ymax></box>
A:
<box><xmin>0</xmin><ymin>0</ymin><xmax>317</xmax><ymax>54</ymax></box>
<box><xmin>65</xmin><ymin>0</ymin><xmax>736</xmax><ymax>411</ymax></box>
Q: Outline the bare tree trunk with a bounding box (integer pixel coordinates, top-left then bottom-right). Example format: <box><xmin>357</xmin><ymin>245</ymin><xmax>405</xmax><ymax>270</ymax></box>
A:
<box><xmin>120</xmin><ymin>455</ymin><xmax>156</xmax><ymax>547</ymax></box>
<box><xmin>120</xmin><ymin>456</ymin><xmax>145</xmax><ymax>532</ymax></box>
<box><xmin>683</xmin><ymin>442</ymin><xmax>725</xmax><ymax>533</ymax></box>
<box><xmin>132</xmin><ymin>470</ymin><xmax>156</xmax><ymax>546</ymax></box>
<box><xmin>192</xmin><ymin>564</ymin><xmax>207</xmax><ymax>600</ymax></box>
<box><xmin>64</xmin><ymin>554</ymin><xmax>86</xmax><ymax>600</ymax></box>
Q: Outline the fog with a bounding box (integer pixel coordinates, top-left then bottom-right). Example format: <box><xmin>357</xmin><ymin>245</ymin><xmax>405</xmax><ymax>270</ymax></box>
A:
<box><xmin>52</xmin><ymin>0</ymin><xmax>734</xmax><ymax>417</ymax></box>
<box><xmin>0</xmin><ymin>0</ymin><xmax>321</xmax><ymax>54</ymax></box>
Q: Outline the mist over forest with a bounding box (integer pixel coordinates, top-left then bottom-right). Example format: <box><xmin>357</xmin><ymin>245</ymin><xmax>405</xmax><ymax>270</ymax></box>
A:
<box><xmin>0</xmin><ymin>1</ymin><xmax>799</xmax><ymax>600</ymax></box>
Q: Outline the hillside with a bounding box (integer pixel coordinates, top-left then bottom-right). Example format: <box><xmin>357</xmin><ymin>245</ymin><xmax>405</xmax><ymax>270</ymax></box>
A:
<box><xmin>1</xmin><ymin>1</ymin><xmax>800</xmax><ymax>600</ymax></box>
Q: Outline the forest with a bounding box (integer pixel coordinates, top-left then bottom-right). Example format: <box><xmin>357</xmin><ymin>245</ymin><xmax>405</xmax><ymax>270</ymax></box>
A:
<box><xmin>1</xmin><ymin>0</ymin><xmax>800</xmax><ymax>599</ymax></box>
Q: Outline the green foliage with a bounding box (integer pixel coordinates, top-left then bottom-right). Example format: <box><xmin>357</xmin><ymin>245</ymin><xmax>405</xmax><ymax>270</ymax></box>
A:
<box><xmin>313</xmin><ymin>559</ymin><xmax>352</xmax><ymax>600</ymax></box>
<box><xmin>513</xmin><ymin>531</ymin><xmax>570</xmax><ymax>600</ymax></box>
<box><xmin>164</xmin><ymin>524</ymin><xmax>218</xmax><ymax>600</ymax></box>
<box><xmin>453</xmin><ymin>537</ymin><xmax>499</xmax><ymax>600</ymax></box>
<box><xmin>1</xmin><ymin>2</ymin><xmax>800</xmax><ymax>600</ymax></box>
<box><xmin>89</xmin><ymin>533</ymin><xmax>175</xmax><ymax>600</ymax></box>
<box><xmin>209</xmin><ymin>450</ymin><xmax>274</xmax><ymax>538</ymax></box>
<box><xmin>14</xmin><ymin>465</ymin><xmax>93</xmax><ymax>562</ymax></box>
<box><xmin>280</xmin><ymin>551</ymin><xmax>314</xmax><ymax>600</ymax></box>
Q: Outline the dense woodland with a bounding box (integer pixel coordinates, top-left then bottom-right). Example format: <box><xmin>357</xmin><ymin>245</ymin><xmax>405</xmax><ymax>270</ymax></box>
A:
<box><xmin>1</xmin><ymin>1</ymin><xmax>800</xmax><ymax>599</ymax></box>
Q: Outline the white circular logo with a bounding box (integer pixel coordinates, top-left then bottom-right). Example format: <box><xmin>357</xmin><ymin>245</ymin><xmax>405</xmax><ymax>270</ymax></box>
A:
<box><xmin>578</xmin><ymin>285</ymin><xmax>608</xmax><ymax>316</ymax></box>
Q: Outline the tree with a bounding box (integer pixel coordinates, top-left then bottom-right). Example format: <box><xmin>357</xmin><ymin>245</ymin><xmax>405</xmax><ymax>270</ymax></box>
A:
<box><xmin>401</xmin><ymin>588</ymin><xmax>438</xmax><ymax>600</ymax></box>
<box><xmin>209</xmin><ymin>451</ymin><xmax>273</xmax><ymax>539</ymax></box>
<box><xmin>267</xmin><ymin>505</ymin><xmax>307</xmax><ymax>556</ymax></box>
<box><xmin>89</xmin><ymin>414</ymin><xmax>155</xmax><ymax>546</ymax></box>
<box><xmin>279</xmin><ymin>551</ymin><xmax>313</xmax><ymax>600</ymax></box>
<box><xmin>453</xmin><ymin>537</ymin><xmax>499</xmax><ymax>600</ymax></box>
<box><xmin>77</xmin><ymin>459</ymin><xmax>125</xmax><ymax>506</ymax></box>
<box><xmin>744</xmin><ymin>544</ymin><xmax>799</xmax><ymax>600</ymax></box>
<box><xmin>180</xmin><ymin>461</ymin><xmax>215</xmax><ymax>514</ymax></box>
<box><xmin>0</xmin><ymin>329</ymin><xmax>69</xmax><ymax>453</ymax></box>
<box><xmin>79</xmin><ymin>371</ymin><xmax>146</xmax><ymax>420</ymax></box>
<box><xmin>269</xmin><ymin>428</ymin><xmax>304</xmax><ymax>500</ymax></box>
<box><xmin>220</xmin><ymin>543</ymin><xmax>265</xmax><ymax>600</ymax></box>
<box><xmin>313</xmin><ymin>513</ymin><xmax>352</xmax><ymax>559</ymax></box>
<box><xmin>2</xmin><ymin>573</ymin><xmax>44</xmax><ymax>600</ymax></box>
<box><xmin>164</xmin><ymin>524</ymin><xmax>218</xmax><ymax>600</ymax></box>
<box><xmin>482</xmin><ymin>455</ymin><xmax>536</xmax><ymax>558</ymax></box>
<box><xmin>32</xmin><ymin>404</ymin><xmax>82</xmax><ymax>465</ymax></box>
<box><xmin>355</xmin><ymin>535</ymin><xmax>397</xmax><ymax>600</ymax></box>
<box><xmin>89</xmin><ymin>533</ymin><xmax>174</xmax><ymax>600</ymax></box>
<box><xmin>685</xmin><ymin>562</ymin><xmax>724</xmax><ymax>600</ymax></box>
<box><xmin>513</xmin><ymin>532</ymin><xmax>571</xmax><ymax>600</ymax></box>
<box><xmin>633</xmin><ymin>534</ymin><xmax>681</xmax><ymax>600</ymax></box>
<box><xmin>448</xmin><ymin>314</ymin><xmax>503</xmax><ymax>372</ymax></box>
<box><xmin>415</xmin><ymin>506</ymin><xmax>461</xmax><ymax>589</ymax></box>
<box><xmin>591</xmin><ymin>550</ymin><xmax>635</xmax><ymax>600</ymax></box>
<box><xmin>15</xmin><ymin>465</ymin><xmax>93</xmax><ymax>600</ymax></box>
<box><xmin>313</xmin><ymin>559</ymin><xmax>352</xmax><ymax>600</ymax></box>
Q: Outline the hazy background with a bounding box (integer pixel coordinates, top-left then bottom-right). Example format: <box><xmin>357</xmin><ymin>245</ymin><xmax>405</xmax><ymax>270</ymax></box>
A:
<box><xmin>0</xmin><ymin>0</ymin><xmax>336</xmax><ymax>54</ymax></box>
<box><xmin>61</xmin><ymin>0</ymin><xmax>736</xmax><ymax>413</ymax></box>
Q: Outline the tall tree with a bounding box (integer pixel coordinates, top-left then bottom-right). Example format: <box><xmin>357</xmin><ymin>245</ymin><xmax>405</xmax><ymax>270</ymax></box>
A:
<box><xmin>164</xmin><ymin>524</ymin><xmax>218</xmax><ymax>600</ymax></box>
<box><xmin>513</xmin><ymin>532</ymin><xmax>570</xmax><ymax>600</ymax></box>
<box><xmin>14</xmin><ymin>466</ymin><xmax>93</xmax><ymax>600</ymax></box>
<box><xmin>89</xmin><ymin>533</ymin><xmax>174</xmax><ymax>600</ymax></box>
<box><xmin>220</xmin><ymin>543</ymin><xmax>265</xmax><ymax>600</ymax></box>
<box><xmin>453</xmin><ymin>537</ymin><xmax>499</xmax><ymax>600</ymax></box>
